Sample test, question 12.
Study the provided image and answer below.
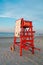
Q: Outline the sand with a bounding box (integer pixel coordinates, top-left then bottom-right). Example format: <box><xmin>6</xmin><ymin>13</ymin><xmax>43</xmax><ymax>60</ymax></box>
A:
<box><xmin>0</xmin><ymin>36</ymin><xmax>43</xmax><ymax>65</ymax></box>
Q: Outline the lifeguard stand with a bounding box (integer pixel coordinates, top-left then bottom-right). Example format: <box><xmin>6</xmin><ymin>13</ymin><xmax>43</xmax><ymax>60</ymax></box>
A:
<box><xmin>14</xmin><ymin>18</ymin><xmax>40</xmax><ymax>56</ymax></box>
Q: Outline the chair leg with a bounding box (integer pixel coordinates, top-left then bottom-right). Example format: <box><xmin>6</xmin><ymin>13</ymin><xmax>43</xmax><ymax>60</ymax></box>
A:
<box><xmin>20</xmin><ymin>46</ymin><xmax>22</xmax><ymax>56</ymax></box>
<box><xmin>32</xmin><ymin>47</ymin><xmax>34</xmax><ymax>54</ymax></box>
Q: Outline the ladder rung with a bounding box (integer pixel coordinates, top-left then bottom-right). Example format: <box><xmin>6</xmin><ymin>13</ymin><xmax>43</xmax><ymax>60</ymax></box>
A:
<box><xmin>21</xmin><ymin>35</ymin><xmax>33</xmax><ymax>38</ymax></box>
<box><xmin>22</xmin><ymin>40</ymin><xmax>33</xmax><ymax>43</ymax></box>
<box><xmin>20</xmin><ymin>31</ymin><xmax>35</xmax><ymax>33</ymax></box>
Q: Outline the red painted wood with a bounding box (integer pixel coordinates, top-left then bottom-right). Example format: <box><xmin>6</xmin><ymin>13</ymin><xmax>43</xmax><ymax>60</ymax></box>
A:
<box><xmin>14</xmin><ymin>18</ymin><xmax>40</xmax><ymax>56</ymax></box>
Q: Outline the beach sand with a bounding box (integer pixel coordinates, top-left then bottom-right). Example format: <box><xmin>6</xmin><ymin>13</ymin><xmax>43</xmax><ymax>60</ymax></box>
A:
<box><xmin>0</xmin><ymin>36</ymin><xmax>43</xmax><ymax>65</ymax></box>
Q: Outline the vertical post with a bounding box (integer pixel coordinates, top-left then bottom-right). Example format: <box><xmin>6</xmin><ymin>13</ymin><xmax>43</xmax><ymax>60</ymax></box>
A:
<box><xmin>20</xmin><ymin>45</ymin><xmax>22</xmax><ymax>56</ymax></box>
<box><xmin>20</xmin><ymin>34</ymin><xmax>22</xmax><ymax>56</ymax></box>
<box><xmin>14</xmin><ymin>37</ymin><xmax>16</xmax><ymax>50</ymax></box>
<box><xmin>32</xmin><ymin>39</ymin><xmax>34</xmax><ymax>54</ymax></box>
<box><xmin>31</xmin><ymin>26</ymin><xmax>34</xmax><ymax>54</ymax></box>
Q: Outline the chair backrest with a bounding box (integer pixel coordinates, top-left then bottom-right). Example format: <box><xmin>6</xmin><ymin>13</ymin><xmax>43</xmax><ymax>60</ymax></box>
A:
<box><xmin>15</xmin><ymin>18</ymin><xmax>34</xmax><ymax>37</ymax></box>
<box><xmin>21</xmin><ymin>19</ymin><xmax>32</xmax><ymax>27</ymax></box>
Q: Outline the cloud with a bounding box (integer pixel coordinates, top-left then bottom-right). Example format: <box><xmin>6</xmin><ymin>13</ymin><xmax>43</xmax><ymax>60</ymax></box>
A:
<box><xmin>0</xmin><ymin>26</ymin><xmax>15</xmax><ymax>32</ymax></box>
<box><xmin>0</xmin><ymin>0</ymin><xmax>43</xmax><ymax>21</ymax></box>
<box><xmin>0</xmin><ymin>11</ymin><xmax>15</xmax><ymax>18</ymax></box>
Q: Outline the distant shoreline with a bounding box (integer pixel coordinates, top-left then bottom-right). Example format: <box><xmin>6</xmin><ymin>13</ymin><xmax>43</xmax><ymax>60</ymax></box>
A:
<box><xmin>0</xmin><ymin>37</ymin><xmax>14</xmax><ymax>39</ymax></box>
<box><xmin>0</xmin><ymin>35</ymin><xmax>43</xmax><ymax>39</ymax></box>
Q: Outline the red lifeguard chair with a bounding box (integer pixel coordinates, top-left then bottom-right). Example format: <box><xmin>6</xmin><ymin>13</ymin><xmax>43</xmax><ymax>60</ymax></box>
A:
<box><xmin>13</xmin><ymin>18</ymin><xmax>40</xmax><ymax>56</ymax></box>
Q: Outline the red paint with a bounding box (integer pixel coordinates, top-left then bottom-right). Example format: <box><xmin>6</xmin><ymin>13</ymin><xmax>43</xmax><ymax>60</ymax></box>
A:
<box><xmin>14</xmin><ymin>18</ymin><xmax>40</xmax><ymax>56</ymax></box>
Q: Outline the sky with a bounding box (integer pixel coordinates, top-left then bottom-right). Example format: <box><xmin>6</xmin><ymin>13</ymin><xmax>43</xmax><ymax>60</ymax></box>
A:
<box><xmin>0</xmin><ymin>0</ymin><xmax>43</xmax><ymax>33</ymax></box>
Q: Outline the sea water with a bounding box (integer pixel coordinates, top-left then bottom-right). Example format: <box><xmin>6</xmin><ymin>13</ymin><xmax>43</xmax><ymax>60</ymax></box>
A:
<box><xmin>0</xmin><ymin>32</ymin><xmax>14</xmax><ymax>37</ymax></box>
<box><xmin>0</xmin><ymin>32</ymin><xmax>14</xmax><ymax>48</ymax></box>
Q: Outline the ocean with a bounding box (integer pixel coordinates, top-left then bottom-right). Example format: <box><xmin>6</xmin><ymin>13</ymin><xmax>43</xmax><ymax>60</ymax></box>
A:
<box><xmin>0</xmin><ymin>32</ymin><xmax>14</xmax><ymax>37</ymax></box>
<box><xmin>0</xmin><ymin>32</ymin><xmax>14</xmax><ymax>48</ymax></box>
<box><xmin>0</xmin><ymin>32</ymin><xmax>43</xmax><ymax>38</ymax></box>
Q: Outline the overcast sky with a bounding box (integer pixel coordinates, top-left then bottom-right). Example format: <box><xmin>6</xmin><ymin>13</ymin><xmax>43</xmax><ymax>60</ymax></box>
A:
<box><xmin>0</xmin><ymin>0</ymin><xmax>43</xmax><ymax>33</ymax></box>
